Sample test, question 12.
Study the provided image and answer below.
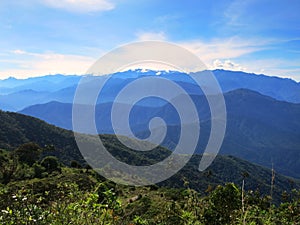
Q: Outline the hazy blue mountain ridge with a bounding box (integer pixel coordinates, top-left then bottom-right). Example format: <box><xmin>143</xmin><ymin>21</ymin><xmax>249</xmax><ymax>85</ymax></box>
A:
<box><xmin>1</xmin><ymin>69</ymin><xmax>300</xmax><ymax>111</ymax></box>
<box><xmin>19</xmin><ymin>89</ymin><xmax>300</xmax><ymax>178</ymax></box>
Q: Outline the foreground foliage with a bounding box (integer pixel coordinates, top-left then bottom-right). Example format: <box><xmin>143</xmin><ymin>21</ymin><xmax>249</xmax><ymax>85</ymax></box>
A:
<box><xmin>0</xmin><ymin>168</ymin><xmax>299</xmax><ymax>224</ymax></box>
<box><xmin>0</xmin><ymin>144</ymin><xmax>299</xmax><ymax>224</ymax></box>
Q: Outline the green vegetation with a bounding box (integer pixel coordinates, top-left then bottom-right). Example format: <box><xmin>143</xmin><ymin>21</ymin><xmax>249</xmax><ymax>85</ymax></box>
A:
<box><xmin>0</xmin><ymin>110</ymin><xmax>299</xmax><ymax>198</ymax></box>
<box><xmin>0</xmin><ymin>110</ymin><xmax>299</xmax><ymax>223</ymax></box>
<box><xmin>0</xmin><ymin>144</ymin><xmax>299</xmax><ymax>224</ymax></box>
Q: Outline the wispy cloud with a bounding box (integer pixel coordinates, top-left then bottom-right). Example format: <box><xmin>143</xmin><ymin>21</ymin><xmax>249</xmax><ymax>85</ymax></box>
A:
<box><xmin>223</xmin><ymin>0</ymin><xmax>300</xmax><ymax>31</ymax></box>
<box><xmin>2</xmin><ymin>36</ymin><xmax>299</xmax><ymax>81</ymax></box>
<box><xmin>176</xmin><ymin>36</ymin><xmax>300</xmax><ymax>81</ymax></box>
<box><xmin>137</xmin><ymin>33</ymin><xmax>271</xmax><ymax>68</ymax></box>
<box><xmin>223</xmin><ymin>0</ymin><xmax>252</xmax><ymax>27</ymax></box>
<box><xmin>236</xmin><ymin>58</ymin><xmax>300</xmax><ymax>81</ymax></box>
<box><xmin>154</xmin><ymin>14</ymin><xmax>181</xmax><ymax>24</ymax></box>
<box><xmin>179</xmin><ymin>36</ymin><xmax>270</xmax><ymax>65</ymax></box>
<box><xmin>40</xmin><ymin>0</ymin><xmax>115</xmax><ymax>13</ymax></box>
<box><xmin>136</xmin><ymin>31</ymin><xmax>167</xmax><ymax>41</ymax></box>
<box><xmin>0</xmin><ymin>50</ymin><xmax>96</xmax><ymax>78</ymax></box>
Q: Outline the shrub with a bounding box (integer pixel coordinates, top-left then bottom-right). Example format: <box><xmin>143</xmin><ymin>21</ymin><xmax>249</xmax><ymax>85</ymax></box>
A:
<box><xmin>41</xmin><ymin>156</ymin><xmax>60</xmax><ymax>174</ymax></box>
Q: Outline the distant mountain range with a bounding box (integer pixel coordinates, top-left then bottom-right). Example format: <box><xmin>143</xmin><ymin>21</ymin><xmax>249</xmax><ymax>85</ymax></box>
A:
<box><xmin>0</xmin><ymin>75</ymin><xmax>80</xmax><ymax>111</ymax></box>
<box><xmin>1</xmin><ymin>69</ymin><xmax>300</xmax><ymax>179</ymax></box>
<box><xmin>19</xmin><ymin>88</ymin><xmax>300</xmax><ymax>179</ymax></box>
<box><xmin>1</xmin><ymin>69</ymin><xmax>300</xmax><ymax>111</ymax></box>
<box><xmin>213</xmin><ymin>70</ymin><xmax>300</xmax><ymax>103</ymax></box>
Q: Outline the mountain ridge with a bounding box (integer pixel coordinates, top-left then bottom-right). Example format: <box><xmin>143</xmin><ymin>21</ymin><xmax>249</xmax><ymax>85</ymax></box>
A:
<box><xmin>0</xmin><ymin>109</ymin><xmax>299</xmax><ymax>200</ymax></box>
<box><xmin>19</xmin><ymin>88</ymin><xmax>300</xmax><ymax>179</ymax></box>
<box><xmin>1</xmin><ymin>69</ymin><xmax>300</xmax><ymax>112</ymax></box>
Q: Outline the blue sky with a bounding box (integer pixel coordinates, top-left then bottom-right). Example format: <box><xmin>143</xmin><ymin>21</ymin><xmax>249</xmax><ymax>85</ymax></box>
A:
<box><xmin>0</xmin><ymin>0</ymin><xmax>299</xmax><ymax>80</ymax></box>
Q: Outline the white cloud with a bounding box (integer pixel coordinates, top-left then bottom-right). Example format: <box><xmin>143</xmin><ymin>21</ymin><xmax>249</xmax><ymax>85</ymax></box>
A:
<box><xmin>154</xmin><ymin>14</ymin><xmax>181</xmax><ymax>25</ymax></box>
<box><xmin>213</xmin><ymin>59</ymin><xmax>246</xmax><ymax>71</ymax></box>
<box><xmin>210</xmin><ymin>58</ymin><xmax>300</xmax><ymax>82</ymax></box>
<box><xmin>136</xmin><ymin>31</ymin><xmax>167</xmax><ymax>41</ymax></box>
<box><xmin>224</xmin><ymin>0</ymin><xmax>252</xmax><ymax>26</ymax></box>
<box><xmin>40</xmin><ymin>0</ymin><xmax>114</xmax><ymax>13</ymax></box>
<box><xmin>133</xmin><ymin>34</ymin><xmax>298</xmax><ymax>80</ymax></box>
<box><xmin>12</xmin><ymin>49</ymin><xmax>27</xmax><ymax>55</ymax></box>
<box><xmin>179</xmin><ymin>36</ymin><xmax>269</xmax><ymax>64</ymax></box>
<box><xmin>160</xmin><ymin>36</ymin><xmax>300</xmax><ymax>81</ymax></box>
<box><xmin>0</xmin><ymin>50</ymin><xmax>96</xmax><ymax>79</ymax></box>
<box><xmin>3</xmin><ymin>38</ymin><xmax>300</xmax><ymax>81</ymax></box>
<box><xmin>234</xmin><ymin>58</ymin><xmax>300</xmax><ymax>81</ymax></box>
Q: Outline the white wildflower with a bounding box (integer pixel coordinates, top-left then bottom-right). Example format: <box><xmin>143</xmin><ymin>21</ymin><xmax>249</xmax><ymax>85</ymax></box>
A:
<box><xmin>1</xmin><ymin>210</ymin><xmax>9</xmax><ymax>214</ymax></box>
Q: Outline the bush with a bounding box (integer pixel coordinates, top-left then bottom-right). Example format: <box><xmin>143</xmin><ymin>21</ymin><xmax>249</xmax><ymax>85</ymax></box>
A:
<box><xmin>70</xmin><ymin>160</ymin><xmax>82</xmax><ymax>169</ymax></box>
<box><xmin>41</xmin><ymin>156</ymin><xmax>60</xmax><ymax>174</ymax></box>
<box><xmin>33</xmin><ymin>162</ymin><xmax>46</xmax><ymax>178</ymax></box>
<box><xmin>203</xmin><ymin>183</ymin><xmax>241</xmax><ymax>224</ymax></box>
<box><xmin>14</xmin><ymin>142</ymin><xmax>41</xmax><ymax>166</ymax></box>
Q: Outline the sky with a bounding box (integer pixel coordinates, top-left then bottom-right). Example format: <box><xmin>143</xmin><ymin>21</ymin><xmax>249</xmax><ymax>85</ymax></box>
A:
<box><xmin>0</xmin><ymin>0</ymin><xmax>300</xmax><ymax>81</ymax></box>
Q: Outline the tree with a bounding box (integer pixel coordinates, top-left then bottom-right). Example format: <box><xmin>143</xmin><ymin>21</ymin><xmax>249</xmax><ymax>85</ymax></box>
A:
<box><xmin>33</xmin><ymin>162</ymin><xmax>46</xmax><ymax>178</ymax></box>
<box><xmin>0</xmin><ymin>153</ymin><xmax>18</xmax><ymax>184</ymax></box>
<box><xmin>41</xmin><ymin>156</ymin><xmax>60</xmax><ymax>173</ymax></box>
<box><xmin>70</xmin><ymin>160</ymin><xmax>82</xmax><ymax>169</ymax></box>
<box><xmin>14</xmin><ymin>142</ymin><xmax>41</xmax><ymax>166</ymax></box>
<box><xmin>203</xmin><ymin>183</ymin><xmax>241</xmax><ymax>224</ymax></box>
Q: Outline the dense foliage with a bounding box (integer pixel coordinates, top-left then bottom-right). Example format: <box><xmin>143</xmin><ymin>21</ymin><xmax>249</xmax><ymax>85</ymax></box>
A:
<box><xmin>0</xmin><ymin>110</ymin><xmax>299</xmax><ymax>224</ymax></box>
<box><xmin>0</xmin><ymin>144</ymin><xmax>299</xmax><ymax>224</ymax></box>
<box><xmin>0</xmin><ymin>169</ymin><xmax>299</xmax><ymax>224</ymax></box>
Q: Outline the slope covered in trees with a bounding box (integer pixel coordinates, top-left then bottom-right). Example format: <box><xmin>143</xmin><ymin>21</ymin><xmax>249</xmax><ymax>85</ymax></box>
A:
<box><xmin>0</xmin><ymin>110</ymin><xmax>299</xmax><ymax>199</ymax></box>
<box><xmin>19</xmin><ymin>89</ymin><xmax>300</xmax><ymax>178</ymax></box>
<box><xmin>0</xmin><ymin>148</ymin><xmax>299</xmax><ymax>224</ymax></box>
